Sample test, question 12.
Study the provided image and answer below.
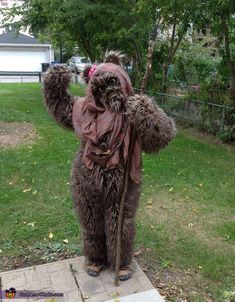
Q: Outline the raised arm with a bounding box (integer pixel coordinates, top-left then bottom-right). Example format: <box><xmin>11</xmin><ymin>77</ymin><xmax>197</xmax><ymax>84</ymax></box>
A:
<box><xmin>127</xmin><ymin>94</ymin><xmax>176</xmax><ymax>153</ymax></box>
<box><xmin>43</xmin><ymin>65</ymin><xmax>75</xmax><ymax>129</ymax></box>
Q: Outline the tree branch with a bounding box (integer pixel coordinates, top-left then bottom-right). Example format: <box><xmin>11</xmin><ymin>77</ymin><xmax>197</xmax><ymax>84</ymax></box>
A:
<box><xmin>168</xmin><ymin>11</ymin><xmax>177</xmax><ymax>61</ymax></box>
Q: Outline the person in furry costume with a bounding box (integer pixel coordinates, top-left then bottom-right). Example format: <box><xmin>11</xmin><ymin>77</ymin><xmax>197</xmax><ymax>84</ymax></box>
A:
<box><xmin>43</xmin><ymin>52</ymin><xmax>176</xmax><ymax>281</ymax></box>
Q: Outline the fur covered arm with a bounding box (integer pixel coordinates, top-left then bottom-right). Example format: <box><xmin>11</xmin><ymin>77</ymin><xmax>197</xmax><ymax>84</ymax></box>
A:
<box><xmin>43</xmin><ymin>65</ymin><xmax>75</xmax><ymax>129</ymax></box>
<box><xmin>127</xmin><ymin>94</ymin><xmax>176</xmax><ymax>153</ymax></box>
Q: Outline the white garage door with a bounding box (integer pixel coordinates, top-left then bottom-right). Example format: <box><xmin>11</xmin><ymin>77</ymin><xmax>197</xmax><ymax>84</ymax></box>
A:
<box><xmin>0</xmin><ymin>49</ymin><xmax>48</xmax><ymax>72</ymax></box>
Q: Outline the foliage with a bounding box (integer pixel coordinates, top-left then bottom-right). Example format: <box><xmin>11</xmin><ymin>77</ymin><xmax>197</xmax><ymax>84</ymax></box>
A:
<box><xmin>0</xmin><ymin>0</ymin><xmax>202</xmax><ymax>88</ymax></box>
<box><xmin>137</xmin><ymin>0</ymin><xmax>200</xmax><ymax>90</ymax></box>
<box><xmin>0</xmin><ymin>0</ymin><xmax>153</xmax><ymax>84</ymax></box>
<box><xmin>1</xmin><ymin>0</ymin><xmax>235</xmax><ymax>124</ymax></box>
<box><xmin>218</xmin><ymin>109</ymin><xmax>235</xmax><ymax>141</ymax></box>
<box><xmin>174</xmin><ymin>42</ymin><xmax>221</xmax><ymax>83</ymax></box>
<box><xmin>196</xmin><ymin>0</ymin><xmax>235</xmax><ymax>103</ymax></box>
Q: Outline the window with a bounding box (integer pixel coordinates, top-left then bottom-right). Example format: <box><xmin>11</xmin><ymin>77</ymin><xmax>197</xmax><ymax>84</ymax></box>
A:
<box><xmin>81</xmin><ymin>58</ymin><xmax>89</xmax><ymax>64</ymax></box>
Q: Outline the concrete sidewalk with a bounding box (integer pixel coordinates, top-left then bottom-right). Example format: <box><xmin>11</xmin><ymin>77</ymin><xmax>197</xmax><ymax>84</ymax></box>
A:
<box><xmin>0</xmin><ymin>257</ymin><xmax>164</xmax><ymax>302</ymax></box>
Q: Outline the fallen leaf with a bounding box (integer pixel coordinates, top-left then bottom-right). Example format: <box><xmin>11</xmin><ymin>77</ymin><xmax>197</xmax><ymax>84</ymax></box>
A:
<box><xmin>23</xmin><ymin>188</ymin><xmax>32</xmax><ymax>193</ymax></box>
<box><xmin>48</xmin><ymin>232</ymin><xmax>54</xmax><ymax>239</ymax></box>
<box><xmin>157</xmin><ymin>282</ymin><xmax>166</xmax><ymax>288</ymax></box>
<box><xmin>134</xmin><ymin>250</ymin><xmax>142</xmax><ymax>257</ymax></box>
<box><xmin>111</xmin><ymin>292</ymin><xmax>120</xmax><ymax>299</ymax></box>
<box><xmin>14</xmin><ymin>261</ymin><xmax>20</xmax><ymax>268</ymax></box>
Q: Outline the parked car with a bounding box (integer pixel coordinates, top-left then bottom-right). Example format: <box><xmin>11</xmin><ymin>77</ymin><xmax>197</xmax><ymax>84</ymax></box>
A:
<box><xmin>68</xmin><ymin>56</ymin><xmax>91</xmax><ymax>74</ymax></box>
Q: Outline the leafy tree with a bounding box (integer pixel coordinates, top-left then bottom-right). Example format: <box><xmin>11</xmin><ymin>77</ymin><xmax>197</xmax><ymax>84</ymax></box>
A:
<box><xmin>198</xmin><ymin>0</ymin><xmax>235</xmax><ymax>104</ymax></box>
<box><xmin>136</xmin><ymin>0</ymin><xmax>201</xmax><ymax>91</ymax></box>
<box><xmin>1</xmin><ymin>0</ymin><xmax>200</xmax><ymax>88</ymax></box>
<box><xmin>0</xmin><ymin>0</ymin><xmax>152</xmax><ymax>84</ymax></box>
<box><xmin>174</xmin><ymin>42</ymin><xmax>221</xmax><ymax>83</ymax></box>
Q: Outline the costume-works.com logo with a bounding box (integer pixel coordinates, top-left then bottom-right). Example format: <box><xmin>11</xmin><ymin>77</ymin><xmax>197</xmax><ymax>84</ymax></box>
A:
<box><xmin>5</xmin><ymin>288</ymin><xmax>16</xmax><ymax>299</ymax></box>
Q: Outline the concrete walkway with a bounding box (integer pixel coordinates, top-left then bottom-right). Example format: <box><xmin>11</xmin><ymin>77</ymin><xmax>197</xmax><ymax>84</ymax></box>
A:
<box><xmin>0</xmin><ymin>257</ymin><xmax>164</xmax><ymax>302</ymax></box>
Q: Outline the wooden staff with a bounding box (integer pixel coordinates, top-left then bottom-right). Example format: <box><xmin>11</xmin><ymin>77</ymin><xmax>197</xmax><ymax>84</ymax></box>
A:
<box><xmin>114</xmin><ymin>22</ymin><xmax>158</xmax><ymax>287</ymax></box>
<box><xmin>114</xmin><ymin>125</ymin><xmax>135</xmax><ymax>286</ymax></box>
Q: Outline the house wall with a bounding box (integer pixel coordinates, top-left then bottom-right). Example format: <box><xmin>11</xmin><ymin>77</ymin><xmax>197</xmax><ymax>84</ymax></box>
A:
<box><xmin>0</xmin><ymin>45</ymin><xmax>54</xmax><ymax>71</ymax></box>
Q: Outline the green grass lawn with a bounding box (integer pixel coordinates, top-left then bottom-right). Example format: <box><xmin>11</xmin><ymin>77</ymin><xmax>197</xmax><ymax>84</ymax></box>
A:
<box><xmin>0</xmin><ymin>83</ymin><xmax>234</xmax><ymax>301</ymax></box>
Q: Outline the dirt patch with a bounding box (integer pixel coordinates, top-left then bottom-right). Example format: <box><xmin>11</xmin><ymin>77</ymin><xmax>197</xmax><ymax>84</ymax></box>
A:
<box><xmin>0</xmin><ymin>121</ymin><xmax>37</xmax><ymax>149</ymax></box>
<box><xmin>136</xmin><ymin>252</ymin><xmax>214</xmax><ymax>301</ymax></box>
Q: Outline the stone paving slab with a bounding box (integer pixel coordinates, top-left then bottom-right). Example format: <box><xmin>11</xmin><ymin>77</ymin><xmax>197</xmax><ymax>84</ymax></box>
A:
<box><xmin>0</xmin><ymin>257</ymin><xmax>164</xmax><ymax>302</ymax></box>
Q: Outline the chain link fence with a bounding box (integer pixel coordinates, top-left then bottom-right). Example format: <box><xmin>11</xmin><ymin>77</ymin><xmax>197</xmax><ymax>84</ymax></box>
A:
<box><xmin>134</xmin><ymin>88</ymin><xmax>235</xmax><ymax>140</ymax></box>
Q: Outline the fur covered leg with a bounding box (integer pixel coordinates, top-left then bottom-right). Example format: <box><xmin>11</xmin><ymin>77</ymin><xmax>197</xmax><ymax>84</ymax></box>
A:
<box><xmin>71</xmin><ymin>159</ymin><xmax>107</xmax><ymax>276</ymax></box>
<box><xmin>83</xmin><ymin>232</ymin><xmax>107</xmax><ymax>277</ymax></box>
<box><xmin>74</xmin><ymin>191</ymin><xmax>107</xmax><ymax>276</ymax></box>
<box><xmin>73</xmin><ymin>189</ymin><xmax>107</xmax><ymax>274</ymax></box>
<box><xmin>83</xmin><ymin>231</ymin><xmax>107</xmax><ymax>264</ymax></box>
<box><xmin>105</xmin><ymin>179</ymin><xmax>140</xmax><ymax>280</ymax></box>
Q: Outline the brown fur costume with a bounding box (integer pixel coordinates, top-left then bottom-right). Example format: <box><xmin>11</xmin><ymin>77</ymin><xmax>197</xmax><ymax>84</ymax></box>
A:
<box><xmin>43</xmin><ymin>54</ymin><xmax>176</xmax><ymax>279</ymax></box>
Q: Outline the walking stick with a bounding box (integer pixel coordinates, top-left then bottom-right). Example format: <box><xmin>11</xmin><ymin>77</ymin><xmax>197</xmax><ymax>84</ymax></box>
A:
<box><xmin>114</xmin><ymin>21</ymin><xmax>159</xmax><ymax>287</ymax></box>
<box><xmin>114</xmin><ymin>126</ymin><xmax>135</xmax><ymax>286</ymax></box>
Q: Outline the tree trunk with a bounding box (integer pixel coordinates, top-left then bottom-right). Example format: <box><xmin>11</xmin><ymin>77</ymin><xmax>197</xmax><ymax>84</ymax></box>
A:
<box><xmin>130</xmin><ymin>57</ymin><xmax>136</xmax><ymax>86</ymax></box>
<box><xmin>222</xmin><ymin>18</ymin><xmax>235</xmax><ymax>105</ymax></box>
<box><xmin>162</xmin><ymin>64</ymin><xmax>168</xmax><ymax>93</ymax></box>
<box><xmin>141</xmin><ymin>40</ymin><xmax>155</xmax><ymax>92</ymax></box>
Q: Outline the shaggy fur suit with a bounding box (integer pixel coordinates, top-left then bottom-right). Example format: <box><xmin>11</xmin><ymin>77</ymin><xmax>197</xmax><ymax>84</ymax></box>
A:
<box><xmin>43</xmin><ymin>57</ymin><xmax>176</xmax><ymax>279</ymax></box>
